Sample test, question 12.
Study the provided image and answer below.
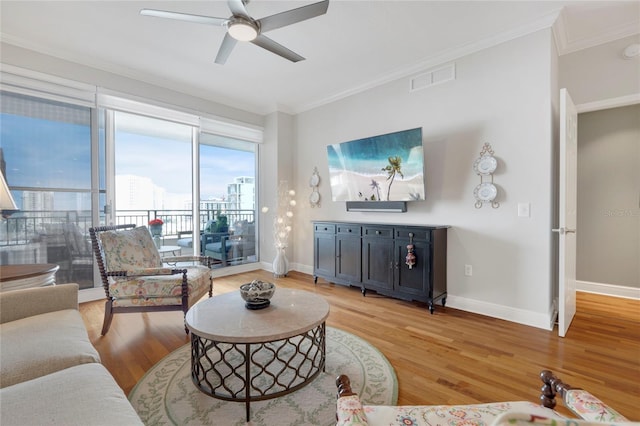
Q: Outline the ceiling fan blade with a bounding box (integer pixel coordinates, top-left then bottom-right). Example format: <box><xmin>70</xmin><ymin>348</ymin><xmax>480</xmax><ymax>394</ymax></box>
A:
<box><xmin>215</xmin><ymin>33</ymin><xmax>238</xmax><ymax>65</ymax></box>
<box><xmin>227</xmin><ymin>0</ymin><xmax>250</xmax><ymax>18</ymax></box>
<box><xmin>140</xmin><ymin>9</ymin><xmax>227</xmax><ymax>26</ymax></box>
<box><xmin>258</xmin><ymin>0</ymin><xmax>329</xmax><ymax>33</ymax></box>
<box><xmin>251</xmin><ymin>35</ymin><xmax>304</xmax><ymax>62</ymax></box>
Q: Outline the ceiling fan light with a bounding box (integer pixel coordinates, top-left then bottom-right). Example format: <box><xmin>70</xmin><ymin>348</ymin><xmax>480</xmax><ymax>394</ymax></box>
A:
<box><xmin>228</xmin><ymin>21</ymin><xmax>258</xmax><ymax>41</ymax></box>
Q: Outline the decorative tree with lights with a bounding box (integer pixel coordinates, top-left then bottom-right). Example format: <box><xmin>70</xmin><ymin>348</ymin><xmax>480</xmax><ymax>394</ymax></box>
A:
<box><xmin>262</xmin><ymin>181</ymin><xmax>296</xmax><ymax>277</ymax></box>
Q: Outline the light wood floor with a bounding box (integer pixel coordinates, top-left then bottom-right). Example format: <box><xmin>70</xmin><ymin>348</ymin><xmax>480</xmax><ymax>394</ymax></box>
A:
<box><xmin>79</xmin><ymin>270</ymin><xmax>640</xmax><ymax>419</ymax></box>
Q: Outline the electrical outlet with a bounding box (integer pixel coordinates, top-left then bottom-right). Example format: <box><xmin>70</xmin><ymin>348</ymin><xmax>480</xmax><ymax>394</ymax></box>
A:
<box><xmin>464</xmin><ymin>264</ymin><xmax>472</xmax><ymax>276</ymax></box>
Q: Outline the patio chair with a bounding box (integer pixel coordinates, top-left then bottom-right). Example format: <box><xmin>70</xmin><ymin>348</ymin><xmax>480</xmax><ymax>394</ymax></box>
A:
<box><xmin>89</xmin><ymin>224</ymin><xmax>214</xmax><ymax>335</ymax></box>
<box><xmin>202</xmin><ymin>231</ymin><xmax>233</xmax><ymax>265</ymax></box>
<box><xmin>62</xmin><ymin>223</ymin><xmax>93</xmax><ymax>283</ymax></box>
<box><xmin>39</xmin><ymin>223</ymin><xmax>70</xmax><ymax>281</ymax></box>
<box><xmin>223</xmin><ymin>220</ymin><xmax>256</xmax><ymax>264</ymax></box>
<box><xmin>176</xmin><ymin>220</ymin><xmax>216</xmax><ymax>255</ymax></box>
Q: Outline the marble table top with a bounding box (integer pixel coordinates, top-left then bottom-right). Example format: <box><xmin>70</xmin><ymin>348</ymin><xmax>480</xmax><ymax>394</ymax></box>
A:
<box><xmin>185</xmin><ymin>288</ymin><xmax>330</xmax><ymax>343</ymax></box>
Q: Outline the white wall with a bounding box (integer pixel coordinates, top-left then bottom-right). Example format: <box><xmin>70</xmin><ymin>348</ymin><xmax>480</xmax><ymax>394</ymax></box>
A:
<box><xmin>558</xmin><ymin>34</ymin><xmax>640</xmax><ymax>105</ymax></box>
<box><xmin>259</xmin><ymin>112</ymin><xmax>296</xmax><ymax>267</ymax></box>
<box><xmin>577</xmin><ymin>105</ymin><xmax>640</xmax><ymax>290</ymax></box>
<box><xmin>292</xmin><ymin>30</ymin><xmax>557</xmax><ymax>329</ymax></box>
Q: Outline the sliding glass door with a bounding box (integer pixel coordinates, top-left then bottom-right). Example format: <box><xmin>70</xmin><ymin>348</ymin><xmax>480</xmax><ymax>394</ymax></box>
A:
<box><xmin>0</xmin><ymin>91</ymin><xmax>100</xmax><ymax>288</ymax></box>
<box><xmin>199</xmin><ymin>132</ymin><xmax>257</xmax><ymax>266</ymax></box>
<box><xmin>1</xmin><ymin>83</ymin><xmax>262</xmax><ymax>293</ymax></box>
<box><xmin>111</xmin><ymin>111</ymin><xmax>193</xmax><ymax>243</ymax></box>
<box><xmin>108</xmin><ymin>114</ymin><xmax>259</xmax><ymax>266</ymax></box>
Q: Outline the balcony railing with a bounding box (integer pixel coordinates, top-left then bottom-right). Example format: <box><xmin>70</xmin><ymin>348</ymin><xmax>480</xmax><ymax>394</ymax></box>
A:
<box><xmin>0</xmin><ymin>208</ymin><xmax>256</xmax><ymax>288</ymax></box>
<box><xmin>121</xmin><ymin>209</ymin><xmax>255</xmax><ymax>237</ymax></box>
<box><xmin>0</xmin><ymin>208</ymin><xmax>255</xmax><ymax>246</ymax></box>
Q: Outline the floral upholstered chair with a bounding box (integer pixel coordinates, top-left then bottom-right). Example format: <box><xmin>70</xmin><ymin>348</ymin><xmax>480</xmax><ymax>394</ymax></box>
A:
<box><xmin>89</xmin><ymin>224</ymin><xmax>213</xmax><ymax>335</ymax></box>
<box><xmin>336</xmin><ymin>370</ymin><xmax>633</xmax><ymax>426</ymax></box>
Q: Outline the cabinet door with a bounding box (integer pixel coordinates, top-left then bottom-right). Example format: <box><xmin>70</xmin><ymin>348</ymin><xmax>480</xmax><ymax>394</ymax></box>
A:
<box><xmin>362</xmin><ymin>237</ymin><xmax>393</xmax><ymax>291</ymax></box>
<box><xmin>336</xmin><ymin>234</ymin><xmax>361</xmax><ymax>283</ymax></box>
<box><xmin>393</xmin><ymin>238</ymin><xmax>430</xmax><ymax>299</ymax></box>
<box><xmin>314</xmin><ymin>232</ymin><xmax>335</xmax><ymax>278</ymax></box>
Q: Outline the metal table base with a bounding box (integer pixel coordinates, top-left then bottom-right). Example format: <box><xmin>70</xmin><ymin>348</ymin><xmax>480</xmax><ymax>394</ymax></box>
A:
<box><xmin>190</xmin><ymin>322</ymin><xmax>326</xmax><ymax>421</ymax></box>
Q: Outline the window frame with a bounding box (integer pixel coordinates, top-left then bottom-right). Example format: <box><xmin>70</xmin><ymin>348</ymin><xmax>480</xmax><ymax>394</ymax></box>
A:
<box><xmin>1</xmin><ymin>65</ymin><xmax>264</xmax><ymax>289</ymax></box>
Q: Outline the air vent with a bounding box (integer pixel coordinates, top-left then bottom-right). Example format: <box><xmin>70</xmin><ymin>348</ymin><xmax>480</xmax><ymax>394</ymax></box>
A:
<box><xmin>410</xmin><ymin>63</ymin><xmax>456</xmax><ymax>92</ymax></box>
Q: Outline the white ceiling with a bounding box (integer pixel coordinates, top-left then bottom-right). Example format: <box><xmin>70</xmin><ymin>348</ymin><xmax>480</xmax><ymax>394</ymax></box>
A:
<box><xmin>1</xmin><ymin>1</ymin><xmax>638</xmax><ymax>115</ymax></box>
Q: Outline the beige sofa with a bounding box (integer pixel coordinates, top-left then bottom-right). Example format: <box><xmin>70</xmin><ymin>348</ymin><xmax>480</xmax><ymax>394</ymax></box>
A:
<box><xmin>0</xmin><ymin>284</ymin><xmax>143</xmax><ymax>425</ymax></box>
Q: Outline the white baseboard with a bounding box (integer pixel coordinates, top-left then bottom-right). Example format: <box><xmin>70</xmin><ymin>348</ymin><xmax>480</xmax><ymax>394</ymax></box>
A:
<box><xmin>292</xmin><ymin>263</ymin><xmax>313</xmax><ymax>276</ymax></box>
<box><xmin>293</xmin><ymin>262</ymin><xmax>554</xmax><ymax>330</ymax></box>
<box><xmin>445</xmin><ymin>295</ymin><xmax>554</xmax><ymax>331</ymax></box>
<box><xmin>261</xmin><ymin>262</ymin><xmax>313</xmax><ymax>277</ymax></box>
<box><xmin>210</xmin><ymin>262</ymin><xmax>261</xmax><ymax>278</ymax></box>
<box><xmin>576</xmin><ymin>280</ymin><xmax>640</xmax><ymax>300</ymax></box>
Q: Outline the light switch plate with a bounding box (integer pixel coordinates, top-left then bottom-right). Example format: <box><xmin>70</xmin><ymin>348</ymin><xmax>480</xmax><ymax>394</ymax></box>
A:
<box><xmin>518</xmin><ymin>203</ymin><xmax>530</xmax><ymax>217</ymax></box>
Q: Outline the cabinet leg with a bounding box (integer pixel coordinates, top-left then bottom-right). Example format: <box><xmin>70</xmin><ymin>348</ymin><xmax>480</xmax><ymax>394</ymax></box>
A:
<box><xmin>442</xmin><ymin>297</ymin><xmax>447</xmax><ymax>307</ymax></box>
<box><xmin>313</xmin><ymin>276</ymin><xmax>318</xmax><ymax>284</ymax></box>
<box><xmin>428</xmin><ymin>301</ymin><xmax>435</xmax><ymax>314</ymax></box>
<box><xmin>361</xmin><ymin>286</ymin><xmax>366</xmax><ymax>297</ymax></box>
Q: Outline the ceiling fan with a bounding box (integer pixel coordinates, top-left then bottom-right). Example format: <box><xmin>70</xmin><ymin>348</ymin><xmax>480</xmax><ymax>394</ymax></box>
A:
<box><xmin>140</xmin><ymin>0</ymin><xmax>329</xmax><ymax>65</ymax></box>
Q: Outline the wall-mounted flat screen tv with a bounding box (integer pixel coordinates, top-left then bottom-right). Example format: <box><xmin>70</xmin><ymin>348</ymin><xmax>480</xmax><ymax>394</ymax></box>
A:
<box><xmin>327</xmin><ymin>127</ymin><xmax>425</xmax><ymax>202</ymax></box>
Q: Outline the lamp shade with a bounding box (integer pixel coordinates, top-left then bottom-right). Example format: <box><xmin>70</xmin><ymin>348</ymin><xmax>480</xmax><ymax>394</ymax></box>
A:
<box><xmin>0</xmin><ymin>172</ymin><xmax>18</xmax><ymax>213</ymax></box>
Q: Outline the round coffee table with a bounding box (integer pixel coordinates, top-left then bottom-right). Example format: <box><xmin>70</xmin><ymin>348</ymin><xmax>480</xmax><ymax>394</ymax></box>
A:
<box><xmin>185</xmin><ymin>288</ymin><xmax>330</xmax><ymax>421</ymax></box>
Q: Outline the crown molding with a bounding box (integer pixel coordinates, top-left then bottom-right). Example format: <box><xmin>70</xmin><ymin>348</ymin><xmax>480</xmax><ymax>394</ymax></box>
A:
<box><xmin>553</xmin><ymin>9</ymin><xmax>640</xmax><ymax>56</ymax></box>
<box><xmin>5</xmin><ymin>6</ymin><xmax>636</xmax><ymax>117</ymax></box>
<box><xmin>0</xmin><ymin>33</ymin><xmax>270</xmax><ymax>116</ymax></box>
<box><xmin>294</xmin><ymin>9</ymin><xmax>562</xmax><ymax>113</ymax></box>
<box><xmin>552</xmin><ymin>7</ymin><xmax>570</xmax><ymax>56</ymax></box>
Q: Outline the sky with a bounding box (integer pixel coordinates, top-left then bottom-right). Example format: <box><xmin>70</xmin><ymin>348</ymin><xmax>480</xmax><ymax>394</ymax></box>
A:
<box><xmin>1</xmin><ymin>112</ymin><xmax>255</xmax><ymax>211</ymax></box>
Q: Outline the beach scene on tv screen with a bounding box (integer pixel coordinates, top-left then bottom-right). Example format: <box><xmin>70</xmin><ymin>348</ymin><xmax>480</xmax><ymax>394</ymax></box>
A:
<box><xmin>327</xmin><ymin>128</ymin><xmax>425</xmax><ymax>202</ymax></box>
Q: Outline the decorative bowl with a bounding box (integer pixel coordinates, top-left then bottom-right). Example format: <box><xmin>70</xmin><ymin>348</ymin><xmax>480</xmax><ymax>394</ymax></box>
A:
<box><xmin>239</xmin><ymin>280</ymin><xmax>276</xmax><ymax>309</ymax></box>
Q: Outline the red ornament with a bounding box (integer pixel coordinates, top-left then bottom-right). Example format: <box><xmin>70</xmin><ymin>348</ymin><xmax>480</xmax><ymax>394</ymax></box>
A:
<box><xmin>405</xmin><ymin>244</ymin><xmax>416</xmax><ymax>269</ymax></box>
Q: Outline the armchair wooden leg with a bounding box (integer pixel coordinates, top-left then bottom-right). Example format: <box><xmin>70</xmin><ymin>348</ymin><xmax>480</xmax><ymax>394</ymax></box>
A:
<box><xmin>183</xmin><ymin>314</ymin><xmax>190</xmax><ymax>335</ymax></box>
<box><xmin>101</xmin><ymin>299</ymin><xmax>114</xmax><ymax>336</ymax></box>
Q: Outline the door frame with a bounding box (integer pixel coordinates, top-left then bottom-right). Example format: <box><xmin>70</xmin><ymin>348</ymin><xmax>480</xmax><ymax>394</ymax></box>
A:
<box><xmin>552</xmin><ymin>93</ymin><xmax>640</xmax><ymax>332</ymax></box>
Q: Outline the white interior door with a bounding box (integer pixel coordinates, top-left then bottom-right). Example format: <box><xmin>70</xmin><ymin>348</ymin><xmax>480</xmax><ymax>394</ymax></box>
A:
<box><xmin>555</xmin><ymin>88</ymin><xmax>578</xmax><ymax>337</ymax></box>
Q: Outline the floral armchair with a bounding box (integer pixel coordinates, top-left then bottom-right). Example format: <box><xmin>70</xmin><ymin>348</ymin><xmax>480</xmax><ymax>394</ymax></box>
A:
<box><xmin>89</xmin><ymin>224</ymin><xmax>214</xmax><ymax>335</ymax></box>
<box><xmin>336</xmin><ymin>370</ymin><xmax>632</xmax><ymax>426</ymax></box>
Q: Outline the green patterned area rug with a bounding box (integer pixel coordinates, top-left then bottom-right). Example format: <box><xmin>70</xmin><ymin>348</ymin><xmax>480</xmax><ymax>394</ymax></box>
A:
<box><xmin>129</xmin><ymin>327</ymin><xmax>397</xmax><ymax>425</ymax></box>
